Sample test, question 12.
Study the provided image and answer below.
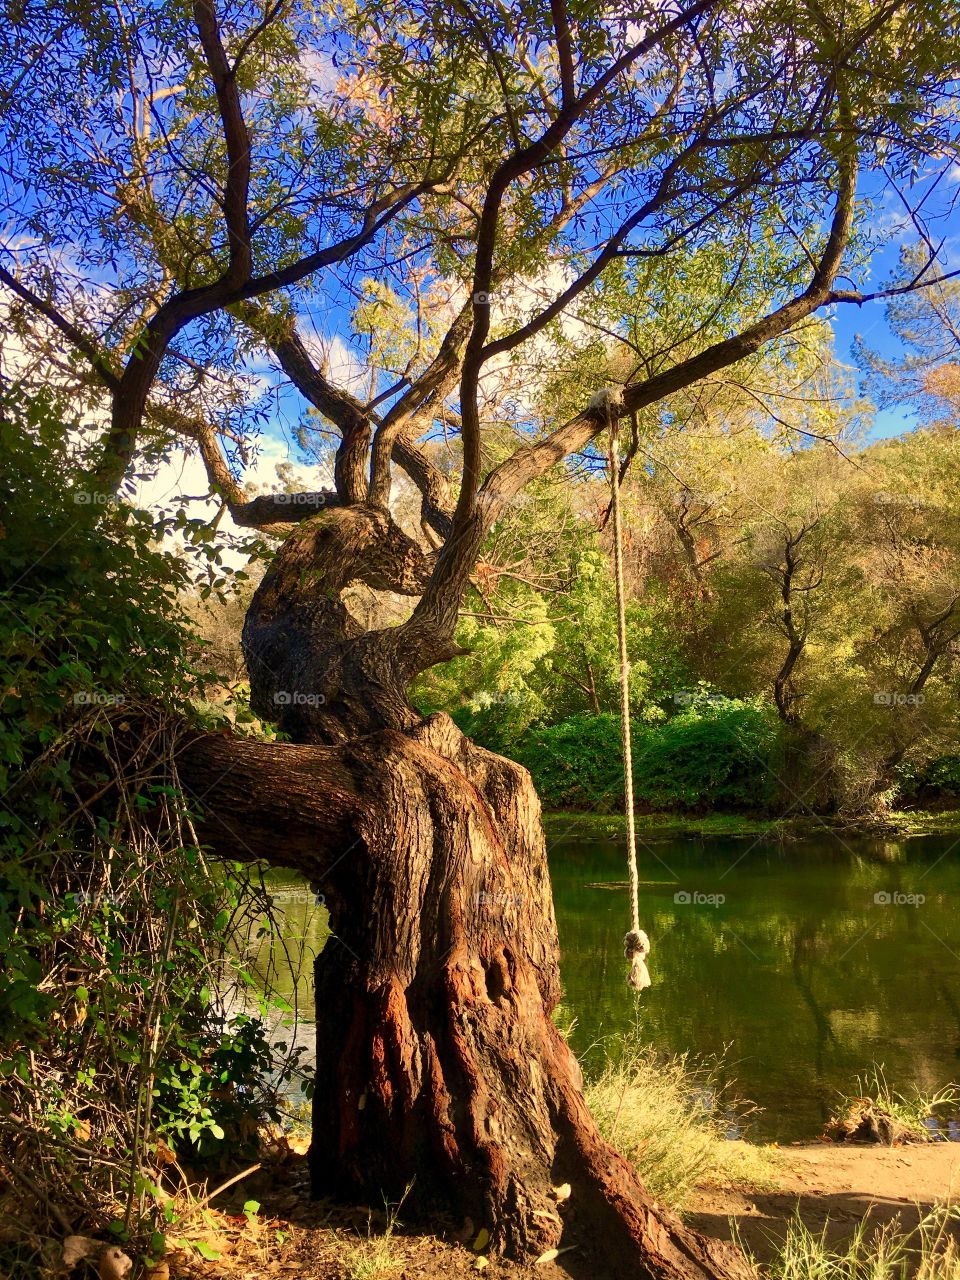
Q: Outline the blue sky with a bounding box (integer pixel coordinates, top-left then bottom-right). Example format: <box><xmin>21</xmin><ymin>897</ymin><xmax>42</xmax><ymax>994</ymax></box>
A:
<box><xmin>250</xmin><ymin>159</ymin><xmax>960</xmax><ymax>462</ymax></box>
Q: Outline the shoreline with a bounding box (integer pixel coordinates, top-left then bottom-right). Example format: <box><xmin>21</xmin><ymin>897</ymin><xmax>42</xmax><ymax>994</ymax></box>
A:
<box><xmin>543</xmin><ymin>808</ymin><xmax>960</xmax><ymax>842</ymax></box>
<box><xmin>689</xmin><ymin>1139</ymin><xmax>960</xmax><ymax>1263</ymax></box>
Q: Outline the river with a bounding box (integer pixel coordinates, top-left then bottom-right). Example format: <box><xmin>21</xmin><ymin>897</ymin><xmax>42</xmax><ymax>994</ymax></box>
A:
<box><xmin>246</xmin><ymin>823</ymin><xmax>960</xmax><ymax>1142</ymax></box>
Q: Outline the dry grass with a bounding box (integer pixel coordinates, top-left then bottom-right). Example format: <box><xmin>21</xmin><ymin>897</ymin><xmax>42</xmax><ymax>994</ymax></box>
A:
<box><xmin>755</xmin><ymin>1207</ymin><xmax>960</xmax><ymax>1280</ymax></box>
<box><xmin>339</xmin><ymin>1186</ymin><xmax>411</xmax><ymax>1280</ymax></box>
<box><xmin>584</xmin><ymin>1038</ymin><xmax>782</xmax><ymax>1210</ymax></box>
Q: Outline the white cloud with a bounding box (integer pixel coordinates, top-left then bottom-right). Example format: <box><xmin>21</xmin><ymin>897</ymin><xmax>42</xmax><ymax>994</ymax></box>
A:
<box><xmin>131</xmin><ymin>432</ymin><xmax>334</xmax><ymax>570</ymax></box>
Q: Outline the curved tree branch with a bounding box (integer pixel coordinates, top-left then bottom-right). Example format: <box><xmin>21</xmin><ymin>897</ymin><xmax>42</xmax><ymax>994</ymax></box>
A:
<box><xmin>176</xmin><ymin>729</ymin><xmax>363</xmax><ymax>876</ymax></box>
<box><xmin>402</xmin><ymin>122</ymin><xmax>859</xmax><ymax>655</ymax></box>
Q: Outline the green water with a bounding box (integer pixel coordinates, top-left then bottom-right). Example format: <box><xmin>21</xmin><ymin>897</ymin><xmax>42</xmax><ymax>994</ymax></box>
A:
<box><xmin>251</xmin><ymin>828</ymin><xmax>960</xmax><ymax>1143</ymax></box>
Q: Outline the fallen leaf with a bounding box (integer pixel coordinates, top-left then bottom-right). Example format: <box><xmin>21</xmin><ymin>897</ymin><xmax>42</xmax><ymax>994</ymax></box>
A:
<box><xmin>552</xmin><ymin>1183</ymin><xmax>572</xmax><ymax>1202</ymax></box>
<box><xmin>472</xmin><ymin>1227</ymin><xmax>490</xmax><ymax>1252</ymax></box>
<box><xmin>145</xmin><ymin>1264</ymin><xmax>170</xmax><ymax>1280</ymax></box>
<box><xmin>62</xmin><ymin>1236</ymin><xmax>99</xmax><ymax>1267</ymax></box>
<box><xmin>474</xmin><ymin>1258</ymin><xmax>489</xmax><ymax>1272</ymax></box>
<box><xmin>535</xmin><ymin>1248</ymin><xmax>559</xmax><ymax>1266</ymax></box>
<box><xmin>98</xmin><ymin>1245</ymin><xmax>133</xmax><ymax>1280</ymax></box>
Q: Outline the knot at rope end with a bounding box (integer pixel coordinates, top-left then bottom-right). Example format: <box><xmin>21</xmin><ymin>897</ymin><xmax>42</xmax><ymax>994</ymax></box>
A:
<box><xmin>623</xmin><ymin>929</ymin><xmax>650</xmax><ymax>960</ymax></box>
<box><xmin>623</xmin><ymin>929</ymin><xmax>651</xmax><ymax>992</ymax></box>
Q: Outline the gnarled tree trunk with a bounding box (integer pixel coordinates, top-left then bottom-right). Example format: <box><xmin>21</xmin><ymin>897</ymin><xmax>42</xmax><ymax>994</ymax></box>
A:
<box><xmin>182</xmin><ymin>710</ymin><xmax>751</xmax><ymax>1279</ymax></box>
<box><xmin>308</xmin><ymin>718</ymin><xmax>749</xmax><ymax>1276</ymax></box>
<box><xmin>170</xmin><ymin>501</ymin><xmax>755</xmax><ymax>1276</ymax></box>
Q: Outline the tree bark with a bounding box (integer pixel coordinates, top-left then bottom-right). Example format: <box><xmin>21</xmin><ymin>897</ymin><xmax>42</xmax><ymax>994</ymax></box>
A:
<box><xmin>180</xmin><ymin>716</ymin><xmax>752</xmax><ymax>1279</ymax></box>
<box><xmin>240</xmin><ymin>505</ymin><xmax>448</xmax><ymax>742</ymax></box>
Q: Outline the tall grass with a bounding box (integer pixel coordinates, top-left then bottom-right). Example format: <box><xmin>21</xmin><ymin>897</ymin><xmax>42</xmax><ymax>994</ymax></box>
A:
<box><xmin>584</xmin><ymin>1037</ymin><xmax>780</xmax><ymax>1209</ymax></box>
<box><xmin>759</xmin><ymin>1208</ymin><xmax>960</xmax><ymax>1280</ymax></box>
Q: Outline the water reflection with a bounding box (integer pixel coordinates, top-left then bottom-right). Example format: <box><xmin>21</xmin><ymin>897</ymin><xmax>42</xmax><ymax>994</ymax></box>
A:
<box><xmin>549</xmin><ymin>829</ymin><xmax>960</xmax><ymax>1141</ymax></box>
<box><xmin>253</xmin><ymin>831</ymin><xmax>960</xmax><ymax>1142</ymax></box>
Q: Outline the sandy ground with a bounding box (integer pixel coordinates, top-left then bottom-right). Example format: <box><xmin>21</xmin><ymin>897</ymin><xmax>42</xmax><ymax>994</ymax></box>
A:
<box><xmin>23</xmin><ymin>1141</ymin><xmax>956</xmax><ymax>1279</ymax></box>
<box><xmin>687</xmin><ymin>1141</ymin><xmax>960</xmax><ymax>1263</ymax></box>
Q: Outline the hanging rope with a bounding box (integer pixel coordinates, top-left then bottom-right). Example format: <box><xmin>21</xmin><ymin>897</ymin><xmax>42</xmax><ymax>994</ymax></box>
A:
<box><xmin>606</xmin><ymin>405</ymin><xmax>651</xmax><ymax>992</ymax></box>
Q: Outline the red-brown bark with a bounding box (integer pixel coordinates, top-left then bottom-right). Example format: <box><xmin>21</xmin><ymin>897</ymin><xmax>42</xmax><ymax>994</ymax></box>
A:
<box><xmin>181</xmin><ymin>716</ymin><xmax>753</xmax><ymax>1279</ymax></box>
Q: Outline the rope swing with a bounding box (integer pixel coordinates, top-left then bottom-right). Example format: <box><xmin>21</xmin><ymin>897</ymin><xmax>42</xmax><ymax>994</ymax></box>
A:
<box><xmin>602</xmin><ymin>395</ymin><xmax>651</xmax><ymax>993</ymax></box>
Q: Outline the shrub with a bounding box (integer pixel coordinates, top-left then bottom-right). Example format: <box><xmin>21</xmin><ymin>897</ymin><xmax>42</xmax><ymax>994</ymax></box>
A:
<box><xmin>897</xmin><ymin>754</ymin><xmax>960</xmax><ymax>806</ymax></box>
<box><xmin>631</xmin><ymin>697</ymin><xmax>781</xmax><ymax>811</ymax></box>
<box><xmin>512</xmin><ymin>700</ymin><xmax>782</xmax><ymax>812</ymax></box>
<box><xmin>0</xmin><ymin>392</ymin><xmax>300</xmax><ymax>1263</ymax></box>
<box><xmin>513</xmin><ymin>713</ymin><xmax>626</xmax><ymax>809</ymax></box>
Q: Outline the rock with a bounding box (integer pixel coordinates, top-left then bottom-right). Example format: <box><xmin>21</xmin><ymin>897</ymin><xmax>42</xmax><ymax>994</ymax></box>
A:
<box><xmin>98</xmin><ymin>1245</ymin><xmax>133</xmax><ymax>1280</ymax></box>
<box><xmin>62</xmin><ymin>1236</ymin><xmax>100</xmax><ymax>1269</ymax></box>
<box><xmin>822</xmin><ymin>1098</ymin><xmax>920</xmax><ymax>1145</ymax></box>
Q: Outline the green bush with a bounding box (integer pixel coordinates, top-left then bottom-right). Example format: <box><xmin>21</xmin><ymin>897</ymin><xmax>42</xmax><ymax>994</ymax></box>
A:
<box><xmin>632</xmin><ymin>697</ymin><xmax>781</xmax><ymax>811</ymax></box>
<box><xmin>514</xmin><ymin>713</ymin><xmax>626</xmax><ymax>809</ymax></box>
<box><xmin>449</xmin><ymin>700</ymin><xmax>527</xmax><ymax>758</ymax></box>
<box><xmin>0</xmin><ymin>390</ymin><xmax>298</xmax><ymax>1254</ymax></box>
<box><xmin>512</xmin><ymin>699</ymin><xmax>782</xmax><ymax>812</ymax></box>
<box><xmin>897</xmin><ymin>754</ymin><xmax>960</xmax><ymax>804</ymax></box>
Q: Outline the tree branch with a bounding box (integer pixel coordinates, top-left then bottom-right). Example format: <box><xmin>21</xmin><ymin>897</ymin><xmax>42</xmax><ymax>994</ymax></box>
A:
<box><xmin>0</xmin><ymin>267</ymin><xmax>120</xmax><ymax>392</ymax></box>
<box><xmin>402</xmin><ymin>116</ymin><xmax>858</xmax><ymax>656</ymax></box>
<box><xmin>176</xmin><ymin>730</ymin><xmax>362</xmax><ymax>877</ymax></box>
<box><xmin>192</xmin><ymin>0</ymin><xmax>253</xmax><ymax>289</ymax></box>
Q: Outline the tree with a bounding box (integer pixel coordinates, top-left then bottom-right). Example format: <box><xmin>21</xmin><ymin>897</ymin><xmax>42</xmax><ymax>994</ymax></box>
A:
<box><xmin>839</xmin><ymin>431</ymin><xmax>960</xmax><ymax>790</ymax></box>
<box><xmin>4</xmin><ymin>0</ymin><xmax>960</xmax><ymax>1270</ymax></box>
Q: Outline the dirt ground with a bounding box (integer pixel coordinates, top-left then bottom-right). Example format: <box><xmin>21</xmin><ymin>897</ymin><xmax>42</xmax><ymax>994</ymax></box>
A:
<box><xmin>158</xmin><ymin>1141</ymin><xmax>960</xmax><ymax>1280</ymax></box>
<box><xmin>687</xmin><ymin>1141</ymin><xmax>960</xmax><ymax>1264</ymax></box>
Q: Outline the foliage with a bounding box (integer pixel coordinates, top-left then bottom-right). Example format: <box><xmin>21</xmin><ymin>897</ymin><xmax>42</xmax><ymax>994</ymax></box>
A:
<box><xmin>421</xmin><ymin>404</ymin><xmax>960</xmax><ymax>817</ymax></box>
<box><xmin>631</xmin><ymin>698</ymin><xmax>782</xmax><ymax>811</ymax></box>
<box><xmin>508</xmin><ymin>700</ymin><xmax>781</xmax><ymax>812</ymax></box>
<box><xmin>0</xmin><ymin>390</ymin><xmax>302</xmax><ymax>1262</ymax></box>
<box><xmin>513</xmin><ymin>713</ymin><xmax>626</xmax><ymax>810</ymax></box>
<box><xmin>898</xmin><ymin>755</ymin><xmax>960</xmax><ymax>803</ymax></box>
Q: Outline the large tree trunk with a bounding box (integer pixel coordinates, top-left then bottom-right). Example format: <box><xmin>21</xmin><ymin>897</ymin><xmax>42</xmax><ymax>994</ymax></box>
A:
<box><xmin>183</xmin><ymin>714</ymin><xmax>751</xmax><ymax>1279</ymax></box>
<box><xmin>173</xmin><ymin>503</ymin><xmax>757</xmax><ymax>1275</ymax></box>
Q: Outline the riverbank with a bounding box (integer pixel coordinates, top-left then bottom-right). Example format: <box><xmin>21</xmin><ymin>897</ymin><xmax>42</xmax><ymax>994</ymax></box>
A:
<box><xmin>543</xmin><ymin>808</ymin><xmax>960</xmax><ymax>842</ymax></box>
<box><xmin>688</xmin><ymin>1140</ymin><xmax>960</xmax><ymax>1263</ymax></box>
<box><xmin>149</xmin><ymin>1139</ymin><xmax>960</xmax><ymax>1279</ymax></box>
<box><xmin>137</xmin><ymin>1045</ymin><xmax>960</xmax><ymax>1278</ymax></box>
